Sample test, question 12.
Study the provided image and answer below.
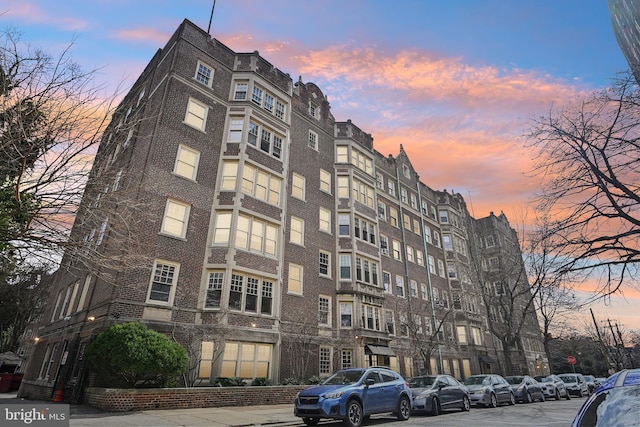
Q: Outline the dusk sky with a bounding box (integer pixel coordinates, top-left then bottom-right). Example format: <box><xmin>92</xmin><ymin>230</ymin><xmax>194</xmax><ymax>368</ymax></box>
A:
<box><xmin>2</xmin><ymin>1</ymin><xmax>637</xmax><ymax>333</ymax></box>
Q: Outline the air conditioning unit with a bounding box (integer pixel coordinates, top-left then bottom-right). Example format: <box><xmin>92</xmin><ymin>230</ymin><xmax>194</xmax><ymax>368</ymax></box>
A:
<box><xmin>381</xmin><ymin>248</ymin><xmax>389</xmax><ymax>255</ymax></box>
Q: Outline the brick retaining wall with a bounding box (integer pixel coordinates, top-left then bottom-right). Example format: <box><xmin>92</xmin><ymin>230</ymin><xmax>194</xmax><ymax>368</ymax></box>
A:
<box><xmin>84</xmin><ymin>385</ymin><xmax>306</xmax><ymax>412</ymax></box>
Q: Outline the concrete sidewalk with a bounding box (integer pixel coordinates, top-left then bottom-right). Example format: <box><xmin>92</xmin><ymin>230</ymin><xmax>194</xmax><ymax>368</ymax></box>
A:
<box><xmin>2</xmin><ymin>392</ymin><xmax>301</xmax><ymax>426</ymax></box>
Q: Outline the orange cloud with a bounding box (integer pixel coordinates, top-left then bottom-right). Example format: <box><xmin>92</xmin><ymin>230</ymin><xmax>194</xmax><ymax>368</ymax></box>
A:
<box><xmin>110</xmin><ymin>27</ymin><xmax>172</xmax><ymax>45</ymax></box>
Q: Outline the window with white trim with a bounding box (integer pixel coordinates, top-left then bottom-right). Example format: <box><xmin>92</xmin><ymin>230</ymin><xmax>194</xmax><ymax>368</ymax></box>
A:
<box><xmin>174</xmin><ymin>145</ymin><xmax>200</xmax><ymax>180</ymax></box>
<box><xmin>416</xmin><ymin>249</ymin><xmax>424</xmax><ymax>266</ymax></box>
<box><xmin>437</xmin><ymin>259</ymin><xmax>446</xmax><ymax>277</ymax></box>
<box><xmin>362</xmin><ymin>304</ymin><xmax>381</xmax><ymax>331</ymax></box>
<box><xmin>147</xmin><ymin>260</ymin><xmax>179</xmax><ymax>304</ymax></box>
<box><xmin>221</xmin><ymin>341</ymin><xmax>272</xmax><ymax>379</ymax></box>
<box><xmin>387</xmin><ymin>180</ymin><xmax>396</xmax><ymax>196</ymax></box>
<box><xmin>355</xmin><ymin>256</ymin><xmax>379</xmax><ymax>286</ymax></box>
<box><xmin>392</xmin><ymin>240</ymin><xmax>402</xmax><ymax>261</ymax></box>
<box><xmin>447</xmin><ymin>262</ymin><xmax>457</xmax><ymax>279</ymax></box>
<box><xmin>439</xmin><ymin>210</ymin><xmax>449</xmax><ymax>224</ymax></box>
<box><xmin>395</xmin><ymin>275</ymin><xmax>405</xmax><ymax>297</ymax></box>
<box><xmin>235</xmin><ymin>214</ymin><xmax>278</xmax><ymax>256</ymax></box>
<box><xmin>342</xmin><ymin>349</ymin><xmax>353</xmax><ymax>368</ymax></box>
<box><xmin>161</xmin><ymin>199</ymin><xmax>190</xmax><ymax>238</ymax></box>
<box><xmin>213</xmin><ymin>212</ymin><xmax>232</xmax><ymax>244</ymax></box>
<box><xmin>292</xmin><ymin>173</ymin><xmax>305</xmax><ymax>200</ymax></box>
<box><xmin>221</xmin><ymin>161</ymin><xmax>238</xmax><ymax>191</ymax></box>
<box><xmin>457</xmin><ymin>325</ymin><xmax>468</xmax><ymax>344</ymax></box>
<box><xmin>233</xmin><ymin>82</ymin><xmax>248</xmax><ymax>100</ymax></box>
<box><xmin>195</xmin><ymin>61</ymin><xmax>213</xmax><ymax>87</ymax></box>
<box><xmin>386</xmin><ymin>310</ymin><xmax>395</xmax><ymax>334</ymax></box>
<box><xmin>406</xmin><ymin>245</ymin><xmax>415</xmax><ymax>263</ymax></box>
<box><xmin>421</xmin><ymin>283</ymin><xmax>428</xmax><ymax>300</ymax></box>
<box><xmin>410</xmin><ymin>279</ymin><xmax>418</xmax><ymax>297</ymax></box>
<box><xmin>308</xmin><ymin>130</ymin><xmax>318</xmax><ymax>150</ymax></box>
<box><xmin>383</xmin><ymin>271</ymin><xmax>391</xmax><ymax>293</ymax></box>
<box><xmin>184</xmin><ymin>98</ymin><xmax>208</xmax><ymax>131</ymax></box>
<box><xmin>350</xmin><ymin>147</ymin><xmax>374</xmax><ymax>175</ymax></box>
<box><xmin>428</xmin><ymin>255</ymin><xmax>436</xmax><ymax>274</ymax></box>
<box><xmin>205</xmin><ymin>271</ymin><xmax>224</xmax><ymax>308</ymax></box>
<box><xmin>376</xmin><ymin>173</ymin><xmax>384</xmax><ymax>189</ymax></box>
<box><xmin>319</xmin><ymin>347</ymin><xmax>332</xmax><ymax>375</ymax></box>
<box><xmin>340</xmin><ymin>302</ymin><xmax>353</xmax><ymax>327</ymax></box>
<box><xmin>320</xmin><ymin>169</ymin><xmax>331</xmax><ymax>193</ymax></box>
<box><xmin>410</xmin><ymin>194</ymin><xmax>418</xmax><ymax>209</ymax></box>
<box><xmin>443</xmin><ymin>234</ymin><xmax>453</xmax><ymax>251</ymax></box>
<box><xmin>319</xmin><ymin>295</ymin><xmax>331</xmax><ymax>326</ymax></box>
<box><xmin>319</xmin><ymin>207</ymin><xmax>331</xmax><ymax>233</ymax></box>
<box><xmin>319</xmin><ymin>250</ymin><xmax>331</xmax><ymax>277</ymax></box>
<box><xmin>251</xmin><ymin>86</ymin><xmax>263</xmax><ymax>105</ymax></box>
<box><xmin>241</xmin><ymin>162</ymin><xmax>282</xmax><ymax>206</ymax></box>
<box><xmin>389</xmin><ymin>208</ymin><xmax>398</xmax><ymax>227</ymax></box>
<box><xmin>338</xmin><ymin>214</ymin><xmax>350</xmax><ymax>236</ymax></box>
<box><xmin>290</xmin><ymin>216</ymin><xmax>304</xmax><ymax>245</ymax></box>
<box><xmin>198</xmin><ymin>341</ymin><xmax>215</xmax><ymax>378</ymax></box>
<box><xmin>377</xmin><ymin>202</ymin><xmax>386</xmax><ymax>220</ymax></box>
<box><xmin>380</xmin><ymin>235</ymin><xmax>389</xmax><ymax>256</ymax></box>
<box><xmin>401</xmin><ymin>188</ymin><xmax>408</xmax><ymax>203</ymax></box>
<box><xmin>228</xmin><ymin>118</ymin><xmax>244</xmax><ymax>142</ymax></box>
<box><xmin>354</xmin><ymin>217</ymin><xmax>376</xmax><ymax>244</ymax></box>
<box><xmin>339</xmin><ymin>254</ymin><xmax>351</xmax><ymax>279</ymax></box>
<box><xmin>226</xmin><ymin>272</ymin><xmax>273</xmax><ymax>314</ymax></box>
<box><xmin>288</xmin><ymin>264</ymin><xmax>303</xmax><ymax>294</ymax></box>
<box><xmin>351</xmin><ymin>178</ymin><xmax>374</xmax><ymax>208</ymax></box>
<box><xmin>336</xmin><ymin>146</ymin><xmax>348</xmax><ymax>163</ymax></box>
<box><xmin>247</xmin><ymin>120</ymin><xmax>283</xmax><ymax>159</ymax></box>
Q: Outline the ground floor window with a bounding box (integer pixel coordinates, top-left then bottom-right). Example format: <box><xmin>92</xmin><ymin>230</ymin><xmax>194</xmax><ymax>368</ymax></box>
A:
<box><xmin>220</xmin><ymin>341</ymin><xmax>272</xmax><ymax>379</ymax></box>
<box><xmin>198</xmin><ymin>341</ymin><xmax>215</xmax><ymax>378</ymax></box>
<box><xmin>319</xmin><ymin>346</ymin><xmax>332</xmax><ymax>375</ymax></box>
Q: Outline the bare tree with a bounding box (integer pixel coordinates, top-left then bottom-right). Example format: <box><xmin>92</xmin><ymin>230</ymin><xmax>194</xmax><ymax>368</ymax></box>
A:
<box><xmin>528</xmin><ymin>70</ymin><xmax>640</xmax><ymax>298</ymax></box>
<box><xmin>0</xmin><ymin>28</ymin><xmax>121</xmax><ymax>263</ymax></box>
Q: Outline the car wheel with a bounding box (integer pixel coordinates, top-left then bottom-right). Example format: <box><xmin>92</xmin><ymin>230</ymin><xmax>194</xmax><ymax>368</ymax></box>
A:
<box><xmin>489</xmin><ymin>393</ymin><xmax>498</xmax><ymax>408</ymax></box>
<box><xmin>343</xmin><ymin>400</ymin><xmax>363</xmax><ymax>427</ymax></box>
<box><xmin>462</xmin><ymin>395</ymin><xmax>471</xmax><ymax>412</ymax></box>
<box><xmin>565</xmin><ymin>391</ymin><xmax>571</xmax><ymax>400</ymax></box>
<box><xmin>396</xmin><ymin>395</ymin><xmax>411</xmax><ymax>421</ymax></box>
<box><xmin>539</xmin><ymin>392</ymin><xmax>545</xmax><ymax>402</ymax></box>
<box><xmin>525</xmin><ymin>391</ymin><xmax>532</xmax><ymax>403</ymax></box>
<box><xmin>555</xmin><ymin>389</ymin><xmax>560</xmax><ymax>401</ymax></box>
<box><xmin>303</xmin><ymin>418</ymin><xmax>320</xmax><ymax>426</ymax></box>
<box><xmin>430</xmin><ymin>397</ymin><xmax>440</xmax><ymax>416</ymax></box>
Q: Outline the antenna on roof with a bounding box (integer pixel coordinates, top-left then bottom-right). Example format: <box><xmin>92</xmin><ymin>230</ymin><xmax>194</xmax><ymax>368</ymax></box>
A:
<box><xmin>207</xmin><ymin>0</ymin><xmax>217</xmax><ymax>34</ymax></box>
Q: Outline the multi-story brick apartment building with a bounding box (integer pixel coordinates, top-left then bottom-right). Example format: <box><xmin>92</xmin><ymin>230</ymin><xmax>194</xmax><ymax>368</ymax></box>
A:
<box><xmin>18</xmin><ymin>19</ymin><xmax>547</xmax><ymax>402</ymax></box>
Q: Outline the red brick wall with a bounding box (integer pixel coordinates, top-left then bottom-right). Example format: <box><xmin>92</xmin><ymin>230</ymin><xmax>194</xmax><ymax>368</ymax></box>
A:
<box><xmin>84</xmin><ymin>385</ymin><xmax>305</xmax><ymax>412</ymax></box>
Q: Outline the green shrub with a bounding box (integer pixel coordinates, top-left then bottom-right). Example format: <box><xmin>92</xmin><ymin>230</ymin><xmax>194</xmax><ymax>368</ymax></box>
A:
<box><xmin>85</xmin><ymin>322</ymin><xmax>188</xmax><ymax>388</ymax></box>
<box><xmin>214</xmin><ymin>377</ymin><xmax>246</xmax><ymax>387</ymax></box>
<box><xmin>308</xmin><ymin>375</ymin><xmax>323</xmax><ymax>384</ymax></box>
<box><xmin>251</xmin><ymin>377</ymin><xmax>270</xmax><ymax>386</ymax></box>
<box><xmin>281</xmin><ymin>377</ymin><xmax>303</xmax><ymax>385</ymax></box>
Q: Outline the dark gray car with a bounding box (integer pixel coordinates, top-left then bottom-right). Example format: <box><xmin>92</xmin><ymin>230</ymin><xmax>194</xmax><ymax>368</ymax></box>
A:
<box><xmin>409</xmin><ymin>374</ymin><xmax>471</xmax><ymax>416</ymax></box>
<box><xmin>463</xmin><ymin>374</ymin><xmax>515</xmax><ymax>407</ymax></box>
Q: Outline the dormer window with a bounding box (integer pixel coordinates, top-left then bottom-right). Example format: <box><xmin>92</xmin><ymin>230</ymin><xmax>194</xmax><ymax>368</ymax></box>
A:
<box><xmin>195</xmin><ymin>61</ymin><xmax>213</xmax><ymax>87</ymax></box>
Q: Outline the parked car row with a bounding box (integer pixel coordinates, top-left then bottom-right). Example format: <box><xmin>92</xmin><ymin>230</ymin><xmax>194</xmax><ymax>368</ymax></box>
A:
<box><xmin>293</xmin><ymin>366</ymin><xmax>599</xmax><ymax>426</ymax></box>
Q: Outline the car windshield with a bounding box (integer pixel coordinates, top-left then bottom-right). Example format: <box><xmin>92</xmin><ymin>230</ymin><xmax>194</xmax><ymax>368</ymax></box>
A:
<box><xmin>464</xmin><ymin>376</ymin><xmax>490</xmax><ymax>385</ymax></box>
<box><xmin>409</xmin><ymin>376</ymin><xmax>436</xmax><ymax>387</ymax></box>
<box><xmin>323</xmin><ymin>369</ymin><xmax>366</xmax><ymax>385</ymax></box>
<box><xmin>584</xmin><ymin>376</ymin><xmax>595</xmax><ymax>381</ymax></box>
<box><xmin>542</xmin><ymin>377</ymin><xmax>554</xmax><ymax>383</ymax></box>
<box><xmin>506</xmin><ymin>376</ymin><xmax>524</xmax><ymax>385</ymax></box>
<box><xmin>577</xmin><ymin>386</ymin><xmax>640</xmax><ymax>426</ymax></box>
<box><xmin>560</xmin><ymin>375</ymin><xmax>577</xmax><ymax>383</ymax></box>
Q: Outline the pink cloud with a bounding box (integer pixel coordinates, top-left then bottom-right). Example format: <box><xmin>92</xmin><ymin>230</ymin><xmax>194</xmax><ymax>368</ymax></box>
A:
<box><xmin>110</xmin><ymin>27</ymin><xmax>172</xmax><ymax>46</ymax></box>
<box><xmin>3</xmin><ymin>1</ymin><xmax>87</xmax><ymax>31</ymax></box>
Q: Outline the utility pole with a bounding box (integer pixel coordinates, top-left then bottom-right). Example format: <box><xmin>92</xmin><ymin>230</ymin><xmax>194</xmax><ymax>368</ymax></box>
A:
<box><xmin>590</xmin><ymin>308</ymin><xmax>613</xmax><ymax>374</ymax></box>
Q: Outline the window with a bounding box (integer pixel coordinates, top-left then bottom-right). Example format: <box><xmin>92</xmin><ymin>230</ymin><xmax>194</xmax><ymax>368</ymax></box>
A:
<box><xmin>392</xmin><ymin>240</ymin><xmax>402</xmax><ymax>261</ymax></box>
<box><xmin>337</xmin><ymin>176</ymin><xmax>349</xmax><ymax>197</ymax></box>
<box><xmin>456</xmin><ymin>326</ymin><xmax>467</xmax><ymax>344</ymax></box>
<box><xmin>410</xmin><ymin>194</ymin><xmax>418</xmax><ymax>209</ymax></box>
<box><xmin>206</xmin><ymin>271</ymin><xmax>224</xmax><ymax>308</ymax></box>
<box><xmin>195</xmin><ymin>61</ymin><xmax>213</xmax><ymax>86</ymax></box>
<box><xmin>376</xmin><ymin>173</ymin><xmax>384</xmax><ymax>189</ymax></box>
<box><xmin>291</xmin><ymin>173</ymin><xmax>305</xmax><ymax>200</ymax></box>
<box><xmin>290</xmin><ymin>216</ymin><xmax>304</xmax><ymax>245</ymax></box>
<box><xmin>406</xmin><ymin>246</ymin><xmax>415</xmax><ymax>263</ymax></box>
<box><xmin>350</xmin><ymin>148</ymin><xmax>374</xmax><ymax>175</ymax></box>
<box><xmin>342</xmin><ymin>350</ymin><xmax>353</xmax><ymax>369</ymax></box>
<box><xmin>443</xmin><ymin>234</ymin><xmax>453</xmax><ymax>250</ymax></box>
<box><xmin>355</xmin><ymin>256</ymin><xmax>379</xmax><ymax>286</ymax></box>
<box><xmin>437</xmin><ymin>259</ymin><xmax>446</xmax><ymax>277</ymax></box>
<box><xmin>319</xmin><ymin>251</ymin><xmax>331</xmax><ymax>277</ymax></box>
<box><xmin>386</xmin><ymin>310</ymin><xmax>395</xmax><ymax>334</ymax></box>
<box><xmin>251</xmin><ymin>86</ymin><xmax>263</xmax><ymax>105</ymax></box>
<box><xmin>288</xmin><ymin>264</ymin><xmax>303</xmax><ymax>294</ymax></box>
<box><xmin>439</xmin><ymin>210</ymin><xmax>449</xmax><ymax>224</ymax></box>
<box><xmin>340</xmin><ymin>302</ymin><xmax>353</xmax><ymax>327</ymax></box>
<box><xmin>241</xmin><ymin>163</ymin><xmax>282</xmax><ymax>206</ymax></box>
<box><xmin>174</xmin><ymin>145</ymin><xmax>200</xmax><ymax>180</ymax></box>
<box><xmin>383</xmin><ymin>271</ymin><xmax>391</xmax><ymax>293</ymax></box>
<box><xmin>362</xmin><ymin>304</ymin><xmax>381</xmax><ymax>331</ymax></box>
<box><xmin>387</xmin><ymin>180</ymin><xmax>396</xmax><ymax>196</ymax></box>
<box><xmin>403</xmin><ymin>164</ymin><xmax>410</xmax><ymax>178</ymax></box>
<box><xmin>351</xmin><ymin>178</ymin><xmax>374</xmax><ymax>208</ymax></box>
<box><xmin>96</xmin><ymin>218</ymin><xmax>108</xmax><ymax>245</ymax></box>
<box><xmin>486</xmin><ymin>235</ymin><xmax>495</xmax><ymax>248</ymax></box>
<box><xmin>377</xmin><ymin>202</ymin><xmax>386</xmax><ymax>220</ymax></box>
<box><xmin>220</xmin><ymin>161</ymin><xmax>238</xmax><ymax>191</ymax></box>
<box><xmin>336</xmin><ymin>146</ymin><xmax>348</xmax><ymax>163</ymax></box>
<box><xmin>319</xmin><ymin>347</ymin><xmax>332</xmax><ymax>375</ymax></box>
<box><xmin>389</xmin><ymin>208</ymin><xmax>398</xmax><ymax>227</ymax></box>
<box><xmin>234</xmin><ymin>214</ymin><xmax>278</xmax><ymax>256</ymax></box>
<box><xmin>113</xmin><ymin>169</ymin><xmax>122</xmax><ymax>191</ymax></box>
<box><xmin>275</xmin><ymin>100</ymin><xmax>285</xmax><ymax>120</ymax></box>
<box><xmin>161</xmin><ymin>199</ymin><xmax>190</xmax><ymax>238</ymax></box>
<box><xmin>320</xmin><ymin>169</ymin><xmax>331</xmax><ymax>193</ymax></box>
<box><xmin>246</xmin><ymin>120</ymin><xmax>284</xmax><ymax>159</ymax></box>
<box><xmin>308</xmin><ymin>130</ymin><xmax>318</xmax><ymax>149</ymax></box>
<box><xmin>380</xmin><ymin>235</ymin><xmax>389</xmax><ymax>256</ymax></box>
<box><xmin>395</xmin><ymin>275</ymin><xmax>405</xmax><ymax>297</ymax></box>
<box><xmin>234</xmin><ymin>82</ymin><xmax>248</xmax><ymax>100</ymax></box>
<box><xmin>339</xmin><ymin>255</ymin><xmax>351</xmax><ymax>279</ymax></box>
<box><xmin>213</xmin><ymin>212</ymin><xmax>232</xmax><ymax>244</ymax></box>
<box><xmin>403</xmin><ymin>214</ymin><xmax>411</xmax><ymax>231</ymax></box>
<box><xmin>453</xmin><ymin>293</ymin><xmax>462</xmax><ymax>310</ymax></box>
<box><xmin>148</xmin><ymin>260</ymin><xmax>179</xmax><ymax>304</ymax></box>
<box><xmin>319</xmin><ymin>296</ymin><xmax>331</xmax><ymax>326</ymax></box>
<box><xmin>489</xmin><ymin>257</ymin><xmax>500</xmax><ymax>270</ymax></box>
<box><xmin>410</xmin><ymin>280</ymin><xmax>418</xmax><ymax>297</ymax></box>
<box><xmin>421</xmin><ymin>283</ymin><xmax>428</xmax><ymax>300</ymax></box>
<box><xmin>471</xmin><ymin>327</ymin><xmax>483</xmax><ymax>345</ymax></box>
<box><xmin>224</xmin><ymin>272</ymin><xmax>274</xmax><ymax>314</ymax></box>
<box><xmin>198</xmin><ymin>341</ymin><xmax>215</xmax><ymax>378</ymax></box>
<box><xmin>184</xmin><ymin>98</ymin><xmax>207</xmax><ymax>131</ymax></box>
<box><xmin>319</xmin><ymin>208</ymin><xmax>331</xmax><ymax>233</ymax></box>
<box><xmin>447</xmin><ymin>262</ymin><xmax>457</xmax><ymax>278</ymax></box>
<box><xmin>77</xmin><ymin>275</ymin><xmax>91</xmax><ymax>312</ymax></box>
<box><xmin>227</xmin><ymin>118</ymin><xmax>244</xmax><ymax>142</ymax></box>
<box><xmin>494</xmin><ymin>281</ymin><xmax>505</xmax><ymax>295</ymax></box>
<box><xmin>428</xmin><ymin>255</ymin><xmax>436</xmax><ymax>274</ymax></box>
<box><xmin>401</xmin><ymin>188</ymin><xmax>408</xmax><ymax>203</ymax></box>
<box><xmin>309</xmin><ymin>103</ymin><xmax>319</xmax><ymax>119</ymax></box>
<box><xmin>339</xmin><ymin>214</ymin><xmax>350</xmax><ymax>236</ymax></box>
<box><xmin>263</xmin><ymin>93</ymin><xmax>274</xmax><ymax>112</ymax></box>
<box><xmin>220</xmin><ymin>341</ymin><xmax>272</xmax><ymax>379</ymax></box>
<box><xmin>354</xmin><ymin>217</ymin><xmax>376</xmax><ymax>244</ymax></box>
<box><xmin>39</xmin><ymin>343</ymin><xmax>59</xmax><ymax>380</ymax></box>
<box><xmin>416</xmin><ymin>249</ymin><xmax>424</xmax><ymax>266</ymax></box>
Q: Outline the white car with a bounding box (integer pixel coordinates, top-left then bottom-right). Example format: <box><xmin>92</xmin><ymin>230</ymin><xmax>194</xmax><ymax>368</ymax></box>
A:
<box><xmin>558</xmin><ymin>373</ymin><xmax>590</xmax><ymax>397</ymax></box>
<box><xmin>534</xmin><ymin>375</ymin><xmax>571</xmax><ymax>400</ymax></box>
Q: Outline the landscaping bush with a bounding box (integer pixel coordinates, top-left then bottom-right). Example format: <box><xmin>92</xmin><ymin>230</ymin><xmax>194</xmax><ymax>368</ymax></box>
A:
<box><xmin>86</xmin><ymin>322</ymin><xmax>188</xmax><ymax>388</ymax></box>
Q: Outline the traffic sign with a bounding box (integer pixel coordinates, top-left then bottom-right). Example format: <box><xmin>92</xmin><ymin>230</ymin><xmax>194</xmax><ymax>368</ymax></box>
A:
<box><xmin>567</xmin><ymin>355</ymin><xmax>576</xmax><ymax>365</ymax></box>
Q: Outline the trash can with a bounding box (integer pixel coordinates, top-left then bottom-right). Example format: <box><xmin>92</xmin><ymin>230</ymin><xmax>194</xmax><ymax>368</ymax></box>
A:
<box><xmin>0</xmin><ymin>373</ymin><xmax>13</xmax><ymax>393</ymax></box>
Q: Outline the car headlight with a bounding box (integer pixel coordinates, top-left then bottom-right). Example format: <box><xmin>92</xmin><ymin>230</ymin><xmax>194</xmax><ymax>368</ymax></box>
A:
<box><xmin>417</xmin><ymin>390</ymin><xmax>434</xmax><ymax>399</ymax></box>
<box><xmin>481</xmin><ymin>387</ymin><xmax>490</xmax><ymax>394</ymax></box>
<box><xmin>324</xmin><ymin>390</ymin><xmax>345</xmax><ymax>399</ymax></box>
<box><xmin>517</xmin><ymin>386</ymin><xmax>525</xmax><ymax>392</ymax></box>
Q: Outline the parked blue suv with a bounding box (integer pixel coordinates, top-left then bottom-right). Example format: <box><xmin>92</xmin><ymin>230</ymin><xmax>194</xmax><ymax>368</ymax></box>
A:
<box><xmin>294</xmin><ymin>366</ymin><xmax>412</xmax><ymax>426</ymax></box>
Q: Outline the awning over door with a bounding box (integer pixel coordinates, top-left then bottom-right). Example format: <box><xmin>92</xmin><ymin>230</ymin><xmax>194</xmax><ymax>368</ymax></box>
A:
<box><xmin>479</xmin><ymin>355</ymin><xmax>495</xmax><ymax>364</ymax></box>
<box><xmin>365</xmin><ymin>345</ymin><xmax>396</xmax><ymax>357</ymax></box>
